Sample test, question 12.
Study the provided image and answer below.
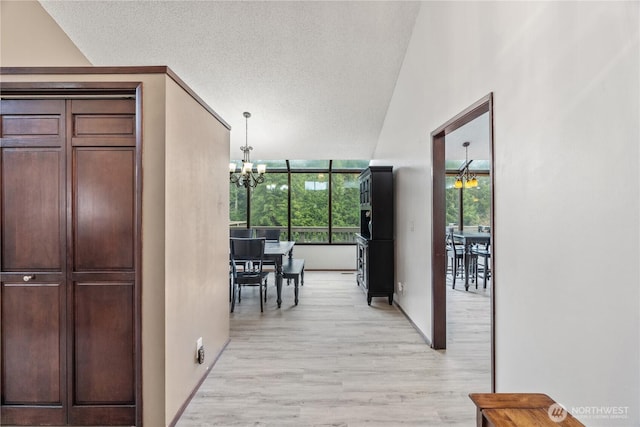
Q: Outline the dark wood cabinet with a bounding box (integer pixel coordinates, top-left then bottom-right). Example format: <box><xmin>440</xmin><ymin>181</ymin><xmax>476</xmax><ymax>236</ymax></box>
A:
<box><xmin>1</xmin><ymin>98</ymin><xmax>139</xmax><ymax>426</ymax></box>
<box><xmin>356</xmin><ymin>166</ymin><xmax>394</xmax><ymax>305</ymax></box>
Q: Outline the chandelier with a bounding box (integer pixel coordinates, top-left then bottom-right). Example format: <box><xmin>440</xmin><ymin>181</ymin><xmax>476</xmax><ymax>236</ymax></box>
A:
<box><xmin>229</xmin><ymin>111</ymin><xmax>266</xmax><ymax>188</ymax></box>
<box><xmin>454</xmin><ymin>141</ymin><xmax>478</xmax><ymax>189</ymax></box>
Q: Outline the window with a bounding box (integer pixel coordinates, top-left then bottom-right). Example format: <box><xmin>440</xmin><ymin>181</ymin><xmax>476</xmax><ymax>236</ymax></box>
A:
<box><xmin>445</xmin><ymin>175</ymin><xmax>460</xmax><ymax>228</ymax></box>
<box><xmin>230</xmin><ymin>160</ymin><xmax>369</xmax><ymax>244</ymax></box>
<box><xmin>229</xmin><ymin>183</ymin><xmax>247</xmax><ymax>227</ymax></box>
<box><xmin>462</xmin><ymin>175</ymin><xmax>491</xmax><ymax>228</ymax></box>
<box><xmin>250</xmin><ymin>172</ymin><xmax>289</xmax><ymax>239</ymax></box>
<box><xmin>446</xmin><ymin>173</ymin><xmax>491</xmax><ymax>231</ymax></box>
<box><xmin>331</xmin><ymin>173</ymin><xmax>360</xmax><ymax>243</ymax></box>
<box><xmin>291</xmin><ymin>172</ymin><xmax>329</xmax><ymax>242</ymax></box>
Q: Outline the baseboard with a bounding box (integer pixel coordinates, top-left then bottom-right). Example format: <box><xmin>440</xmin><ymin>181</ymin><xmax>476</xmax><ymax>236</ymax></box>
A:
<box><xmin>168</xmin><ymin>338</ymin><xmax>231</xmax><ymax>427</ymax></box>
<box><xmin>394</xmin><ymin>301</ymin><xmax>432</xmax><ymax>347</ymax></box>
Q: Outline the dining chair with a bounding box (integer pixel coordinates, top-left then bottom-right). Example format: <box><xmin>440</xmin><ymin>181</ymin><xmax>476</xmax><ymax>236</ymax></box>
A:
<box><xmin>230</xmin><ymin>237</ymin><xmax>269</xmax><ymax>312</ymax></box>
<box><xmin>446</xmin><ymin>232</ymin><xmax>464</xmax><ymax>289</ymax></box>
<box><xmin>472</xmin><ymin>242</ymin><xmax>491</xmax><ymax>288</ymax></box>
<box><xmin>255</xmin><ymin>229</ymin><xmax>281</xmax><ymax>275</ymax></box>
<box><xmin>230</xmin><ymin>228</ymin><xmax>254</xmax><ymax>238</ymax></box>
<box><xmin>229</xmin><ymin>229</ymin><xmax>255</xmax><ymax>297</ymax></box>
<box><xmin>255</xmin><ymin>228</ymin><xmax>281</xmax><ymax>242</ymax></box>
<box><xmin>446</xmin><ymin>230</ymin><xmax>476</xmax><ymax>289</ymax></box>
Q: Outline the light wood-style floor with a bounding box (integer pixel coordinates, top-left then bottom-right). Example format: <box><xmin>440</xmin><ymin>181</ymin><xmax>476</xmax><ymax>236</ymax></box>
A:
<box><xmin>177</xmin><ymin>271</ymin><xmax>491</xmax><ymax>426</ymax></box>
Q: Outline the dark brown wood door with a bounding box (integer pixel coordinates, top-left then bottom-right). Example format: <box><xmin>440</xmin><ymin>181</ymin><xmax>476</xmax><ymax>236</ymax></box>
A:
<box><xmin>1</xmin><ymin>98</ymin><xmax>139</xmax><ymax>426</ymax></box>
<box><xmin>68</xmin><ymin>98</ymin><xmax>137</xmax><ymax>425</ymax></box>
<box><xmin>1</xmin><ymin>99</ymin><xmax>68</xmax><ymax>425</ymax></box>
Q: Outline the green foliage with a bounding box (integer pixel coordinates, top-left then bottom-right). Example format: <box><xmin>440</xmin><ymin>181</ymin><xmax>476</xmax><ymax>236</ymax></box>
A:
<box><xmin>250</xmin><ymin>174</ymin><xmax>288</xmax><ymax>226</ymax></box>
<box><xmin>231</xmin><ymin>170</ymin><xmax>362</xmax><ymax>243</ymax></box>
<box><xmin>229</xmin><ymin>185</ymin><xmax>247</xmax><ymax>223</ymax></box>
<box><xmin>445</xmin><ymin>175</ymin><xmax>491</xmax><ymax>228</ymax></box>
<box><xmin>232</xmin><ymin>169</ymin><xmax>490</xmax><ymax>241</ymax></box>
<box><xmin>291</xmin><ymin>173</ymin><xmax>328</xmax><ymax>227</ymax></box>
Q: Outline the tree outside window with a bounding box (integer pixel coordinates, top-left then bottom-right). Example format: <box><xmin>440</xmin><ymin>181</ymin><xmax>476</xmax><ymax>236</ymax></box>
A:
<box><xmin>229</xmin><ymin>161</ymin><xmax>368</xmax><ymax>243</ymax></box>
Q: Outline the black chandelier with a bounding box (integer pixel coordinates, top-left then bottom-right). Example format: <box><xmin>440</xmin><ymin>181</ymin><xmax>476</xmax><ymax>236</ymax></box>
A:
<box><xmin>454</xmin><ymin>141</ymin><xmax>478</xmax><ymax>189</ymax></box>
<box><xmin>229</xmin><ymin>112</ymin><xmax>266</xmax><ymax>188</ymax></box>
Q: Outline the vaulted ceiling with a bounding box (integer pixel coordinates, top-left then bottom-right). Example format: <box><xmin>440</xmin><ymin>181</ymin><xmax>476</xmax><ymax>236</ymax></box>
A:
<box><xmin>39</xmin><ymin>1</ymin><xmax>421</xmax><ymax>161</ymax></box>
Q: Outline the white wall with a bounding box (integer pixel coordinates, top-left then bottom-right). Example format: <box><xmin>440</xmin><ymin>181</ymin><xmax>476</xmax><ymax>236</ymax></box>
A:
<box><xmin>376</xmin><ymin>2</ymin><xmax>639</xmax><ymax>426</ymax></box>
<box><xmin>294</xmin><ymin>245</ymin><xmax>355</xmax><ymax>270</ymax></box>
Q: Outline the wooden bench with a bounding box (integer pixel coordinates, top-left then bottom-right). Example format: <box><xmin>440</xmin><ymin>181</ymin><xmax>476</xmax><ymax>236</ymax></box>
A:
<box><xmin>282</xmin><ymin>258</ymin><xmax>304</xmax><ymax>305</ymax></box>
<box><xmin>469</xmin><ymin>393</ymin><xmax>585</xmax><ymax>427</ymax></box>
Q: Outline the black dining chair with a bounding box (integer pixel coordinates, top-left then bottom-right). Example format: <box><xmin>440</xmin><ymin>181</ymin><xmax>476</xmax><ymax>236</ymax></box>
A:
<box><xmin>230</xmin><ymin>237</ymin><xmax>270</xmax><ymax>312</ymax></box>
<box><xmin>228</xmin><ymin>228</ymin><xmax>254</xmax><ymax>301</ymax></box>
<box><xmin>255</xmin><ymin>228</ymin><xmax>281</xmax><ymax>242</ymax></box>
<box><xmin>472</xmin><ymin>242</ymin><xmax>491</xmax><ymax>288</ymax></box>
<box><xmin>446</xmin><ymin>230</ymin><xmax>476</xmax><ymax>289</ymax></box>
<box><xmin>255</xmin><ymin>229</ymin><xmax>281</xmax><ymax>276</ymax></box>
<box><xmin>230</xmin><ymin>228</ymin><xmax>253</xmax><ymax>238</ymax></box>
<box><xmin>446</xmin><ymin>232</ymin><xmax>464</xmax><ymax>289</ymax></box>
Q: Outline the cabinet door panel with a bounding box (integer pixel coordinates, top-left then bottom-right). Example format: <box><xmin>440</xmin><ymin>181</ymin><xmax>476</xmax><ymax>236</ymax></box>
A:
<box><xmin>3</xmin><ymin>116</ymin><xmax>60</xmax><ymax>138</ymax></box>
<box><xmin>71</xmin><ymin>99</ymin><xmax>136</xmax><ymax>147</ymax></box>
<box><xmin>73</xmin><ymin>148</ymin><xmax>135</xmax><ymax>271</ymax></box>
<box><xmin>0</xmin><ymin>99</ymin><xmax>67</xmax><ymax>425</ymax></box>
<box><xmin>1</xmin><ymin>149</ymin><xmax>63</xmax><ymax>270</ymax></box>
<box><xmin>2</xmin><ymin>283</ymin><xmax>63</xmax><ymax>404</ymax></box>
<box><xmin>1</xmin><ymin>99</ymin><xmax>65</xmax><ymax>147</ymax></box>
<box><xmin>73</xmin><ymin>282</ymin><xmax>135</xmax><ymax>405</ymax></box>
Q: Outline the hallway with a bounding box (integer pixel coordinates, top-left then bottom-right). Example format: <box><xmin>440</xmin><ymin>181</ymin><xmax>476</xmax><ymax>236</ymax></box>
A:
<box><xmin>177</xmin><ymin>271</ymin><xmax>490</xmax><ymax>426</ymax></box>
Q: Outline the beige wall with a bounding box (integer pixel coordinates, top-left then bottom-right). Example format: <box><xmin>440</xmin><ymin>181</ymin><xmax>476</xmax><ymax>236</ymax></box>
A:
<box><xmin>138</xmin><ymin>74</ymin><xmax>170</xmax><ymax>427</ymax></box>
<box><xmin>164</xmin><ymin>77</ymin><xmax>231</xmax><ymax>422</ymax></box>
<box><xmin>0</xmin><ymin>0</ymin><xmax>90</xmax><ymax>66</ymax></box>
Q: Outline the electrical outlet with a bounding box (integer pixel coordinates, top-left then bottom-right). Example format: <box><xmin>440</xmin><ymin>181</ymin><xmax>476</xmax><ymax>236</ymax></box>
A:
<box><xmin>196</xmin><ymin>337</ymin><xmax>203</xmax><ymax>364</ymax></box>
<box><xmin>398</xmin><ymin>281</ymin><xmax>404</xmax><ymax>293</ymax></box>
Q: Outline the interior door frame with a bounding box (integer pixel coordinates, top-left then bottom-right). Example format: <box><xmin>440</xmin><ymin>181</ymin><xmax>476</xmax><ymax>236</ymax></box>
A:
<box><xmin>430</xmin><ymin>92</ymin><xmax>495</xmax><ymax>390</ymax></box>
<box><xmin>0</xmin><ymin>81</ymin><xmax>143</xmax><ymax>426</ymax></box>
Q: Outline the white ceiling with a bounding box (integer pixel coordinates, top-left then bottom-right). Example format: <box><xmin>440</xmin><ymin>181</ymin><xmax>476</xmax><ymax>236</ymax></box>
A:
<box><xmin>39</xmin><ymin>0</ymin><xmax>421</xmax><ymax>161</ymax></box>
<box><xmin>445</xmin><ymin>111</ymin><xmax>491</xmax><ymax>161</ymax></box>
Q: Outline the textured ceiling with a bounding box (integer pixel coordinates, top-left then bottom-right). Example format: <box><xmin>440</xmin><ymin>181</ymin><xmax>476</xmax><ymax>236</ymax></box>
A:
<box><xmin>39</xmin><ymin>0</ymin><xmax>420</xmax><ymax>161</ymax></box>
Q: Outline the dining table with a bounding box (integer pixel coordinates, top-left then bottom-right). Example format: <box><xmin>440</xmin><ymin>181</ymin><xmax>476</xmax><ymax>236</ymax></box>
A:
<box><xmin>452</xmin><ymin>231</ymin><xmax>491</xmax><ymax>291</ymax></box>
<box><xmin>264</xmin><ymin>240</ymin><xmax>295</xmax><ymax>308</ymax></box>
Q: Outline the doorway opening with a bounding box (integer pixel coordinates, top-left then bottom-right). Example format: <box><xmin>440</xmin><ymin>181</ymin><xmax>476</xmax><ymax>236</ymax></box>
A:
<box><xmin>430</xmin><ymin>93</ymin><xmax>495</xmax><ymax>390</ymax></box>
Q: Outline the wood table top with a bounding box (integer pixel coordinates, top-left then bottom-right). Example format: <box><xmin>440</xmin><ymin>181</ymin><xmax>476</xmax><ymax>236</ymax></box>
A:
<box><xmin>469</xmin><ymin>393</ymin><xmax>585</xmax><ymax>427</ymax></box>
<box><xmin>469</xmin><ymin>393</ymin><xmax>554</xmax><ymax>409</ymax></box>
